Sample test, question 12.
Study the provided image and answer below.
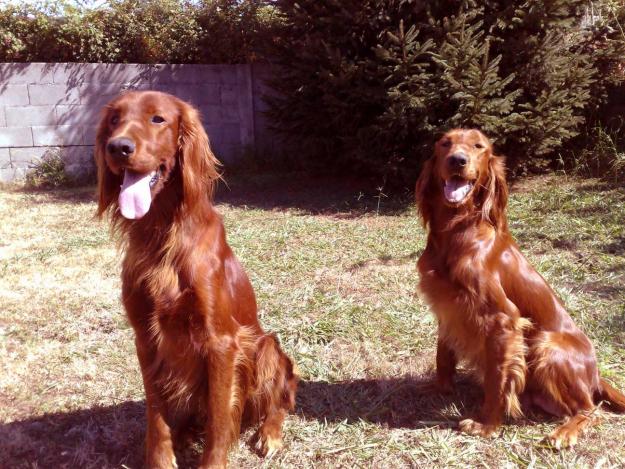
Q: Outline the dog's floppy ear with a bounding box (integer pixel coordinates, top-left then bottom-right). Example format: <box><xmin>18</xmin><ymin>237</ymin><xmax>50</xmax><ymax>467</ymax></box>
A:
<box><xmin>480</xmin><ymin>154</ymin><xmax>508</xmax><ymax>229</ymax></box>
<box><xmin>94</xmin><ymin>107</ymin><xmax>121</xmax><ymax>218</ymax></box>
<box><xmin>415</xmin><ymin>156</ymin><xmax>435</xmax><ymax>227</ymax></box>
<box><xmin>177</xmin><ymin>100</ymin><xmax>221</xmax><ymax>205</ymax></box>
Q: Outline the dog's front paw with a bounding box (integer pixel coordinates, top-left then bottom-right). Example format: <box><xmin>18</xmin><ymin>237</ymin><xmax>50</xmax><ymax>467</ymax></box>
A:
<box><xmin>547</xmin><ymin>423</ymin><xmax>581</xmax><ymax>450</ymax></box>
<box><xmin>458</xmin><ymin>418</ymin><xmax>498</xmax><ymax>438</ymax></box>
<box><xmin>256</xmin><ymin>433</ymin><xmax>283</xmax><ymax>458</ymax></box>
<box><xmin>146</xmin><ymin>435</ymin><xmax>178</xmax><ymax>469</ymax></box>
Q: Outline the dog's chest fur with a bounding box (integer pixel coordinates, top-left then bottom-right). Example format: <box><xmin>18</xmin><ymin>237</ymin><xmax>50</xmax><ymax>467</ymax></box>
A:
<box><xmin>123</xmin><ymin>260</ymin><xmax>211</xmax><ymax>414</ymax></box>
<box><xmin>154</xmin><ymin>301</ymin><xmax>209</xmax><ymax>404</ymax></box>
<box><xmin>417</xmin><ymin>242</ymin><xmax>490</xmax><ymax>373</ymax></box>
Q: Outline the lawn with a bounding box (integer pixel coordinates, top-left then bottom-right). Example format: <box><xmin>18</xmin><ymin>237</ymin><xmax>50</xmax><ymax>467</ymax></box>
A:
<box><xmin>1</xmin><ymin>173</ymin><xmax>624</xmax><ymax>468</ymax></box>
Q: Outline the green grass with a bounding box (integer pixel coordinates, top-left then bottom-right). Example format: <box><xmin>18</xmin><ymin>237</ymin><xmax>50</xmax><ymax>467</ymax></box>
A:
<box><xmin>0</xmin><ymin>174</ymin><xmax>624</xmax><ymax>468</ymax></box>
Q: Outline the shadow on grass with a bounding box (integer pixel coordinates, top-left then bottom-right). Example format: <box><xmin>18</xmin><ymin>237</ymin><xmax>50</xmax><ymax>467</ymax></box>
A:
<box><xmin>574</xmin><ymin>180</ymin><xmax>619</xmax><ymax>194</ymax></box>
<box><xmin>214</xmin><ymin>172</ymin><xmax>412</xmax><ymax>216</ymax></box>
<box><xmin>600</xmin><ymin>313</ymin><xmax>625</xmax><ymax>343</ymax></box>
<box><xmin>603</xmin><ymin>236</ymin><xmax>625</xmax><ymax>256</ymax></box>
<box><xmin>11</xmin><ymin>172</ymin><xmax>413</xmax><ymax>216</ymax></box>
<box><xmin>297</xmin><ymin>375</ymin><xmax>480</xmax><ymax>430</ymax></box>
<box><xmin>579</xmin><ymin>281</ymin><xmax>625</xmax><ymax>300</ymax></box>
<box><xmin>0</xmin><ymin>375</ymin><xmax>480</xmax><ymax>468</ymax></box>
<box><xmin>13</xmin><ymin>184</ymin><xmax>97</xmax><ymax>205</ymax></box>
<box><xmin>0</xmin><ymin>400</ymin><xmax>145</xmax><ymax>469</ymax></box>
<box><xmin>348</xmin><ymin>251</ymin><xmax>422</xmax><ymax>271</ymax></box>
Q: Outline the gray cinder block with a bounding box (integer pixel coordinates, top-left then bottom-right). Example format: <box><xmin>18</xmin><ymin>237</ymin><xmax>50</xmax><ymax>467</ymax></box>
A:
<box><xmin>0</xmin><ymin>63</ymin><xmax>57</xmax><ymax>84</ymax></box>
<box><xmin>0</xmin><ymin>127</ymin><xmax>33</xmax><ymax>147</ymax></box>
<box><xmin>10</xmin><ymin>146</ymin><xmax>50</xmax><ymax>163</ymax></box>
<box><xmin>5</xmin><ymin>106</ymin><xmax>56</xmax><ymax>126</ymax></box>
<box><xmin>28</xmin><ymin>84</ymin><xmax>81</xmax><ymax>105</ymax></box>
<box><xmin>32</xmin><ymin>125</ymin><xmax>83</xmax><ymax>146</ymax></box>
<box><xmin>0</xmin><ymin>147</ymin><xmax>10</xmax><ymax>168</ymax></box>
<box><xmin>0</xmin><ymin>85</ymin><xmax>30</xmax><ymax>106</ymax></box>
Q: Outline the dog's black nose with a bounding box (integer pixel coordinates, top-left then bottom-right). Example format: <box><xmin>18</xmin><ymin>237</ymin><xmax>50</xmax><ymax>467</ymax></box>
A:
<box><xmin>448</xmin><ymin>152</ymin><xmax>468</xmax><ymax>169</ymax></box>
<box><xmin>106</xmin><ymin>137</ymin><xmax>135</xmax><ymax>159</ymax></box>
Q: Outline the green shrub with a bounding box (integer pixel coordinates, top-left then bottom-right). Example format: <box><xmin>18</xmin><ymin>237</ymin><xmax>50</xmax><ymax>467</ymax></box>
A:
<box><xmin>266</xmin><ymin>0</ymin><xmax>625</xmax><ymax>183</ymax></box>
<box><xmin>25</xmin><ymin>150</ymin><xmax>72</xmax><ymax>189</ymax></box>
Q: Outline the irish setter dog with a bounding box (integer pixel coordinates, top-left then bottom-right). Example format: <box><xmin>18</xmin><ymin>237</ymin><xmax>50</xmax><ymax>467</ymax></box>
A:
<box><xmin>95</xmin><ymin>91</ymin><xmax>298</xmax><ymax>468</ymax></box>
<box><xmin>416</xmin><ymin>128</ymin><xmax>625</xmax><ymax>448</ymax></box>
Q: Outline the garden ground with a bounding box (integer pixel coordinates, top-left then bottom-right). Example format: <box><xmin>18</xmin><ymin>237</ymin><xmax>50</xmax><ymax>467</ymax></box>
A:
<box><xmin>0</xmin><ymin>173</ymin><xmax>624</xmax><ymax>468</ymax></box>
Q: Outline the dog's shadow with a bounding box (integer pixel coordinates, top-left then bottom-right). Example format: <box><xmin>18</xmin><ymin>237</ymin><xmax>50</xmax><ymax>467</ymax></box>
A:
<box><xmin>296</xmin><ymin>374</ymin><xmax>480</xmax><ymax>429</ymax></box>
<box><xmin>0</xmin><ymin>375</ymin><xmax>481</xmax><ymax>468</ymax></box>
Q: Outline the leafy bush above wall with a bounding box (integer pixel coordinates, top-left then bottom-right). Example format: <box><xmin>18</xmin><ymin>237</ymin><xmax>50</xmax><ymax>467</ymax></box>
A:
<box><xmin>0</xmin><ymin>0</ymin><xmax>279</xmax><ymax>64</ymax></box>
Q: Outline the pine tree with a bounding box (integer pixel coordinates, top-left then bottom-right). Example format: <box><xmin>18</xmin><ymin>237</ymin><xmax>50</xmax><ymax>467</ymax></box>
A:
<box><xmin>429</xmin><ymin>8</ymin><xmax>523</xmax><ymax>140</ymax></box>
<box><xmin>267</xmin><ymin>0</ymin><xmax>624</xmax><ymax>182</ymax></box>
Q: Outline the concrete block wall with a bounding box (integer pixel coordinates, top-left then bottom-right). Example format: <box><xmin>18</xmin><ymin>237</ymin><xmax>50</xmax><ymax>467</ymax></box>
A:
<box><xmin>0</xmin><ymin>62</ymin><xmax>279</xmax><ymax>183</ymax></box>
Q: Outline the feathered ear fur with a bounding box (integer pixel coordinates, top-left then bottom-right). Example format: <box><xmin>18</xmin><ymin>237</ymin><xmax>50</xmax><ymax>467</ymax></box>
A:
<box><xmin>415</xmin><ymin>157</ymin><xmax>435</xmax><ymax>227</ymax></box>
<box><xmin>94</xmin><ymin>108</ymin><xmax>121</xmax><ymax>218</ymax></box>
<box><xmin>480</xmin><ymin>155</ymin><xmax>508</xmax><ymax>229</ymax></box>
<box><xmin>177</xmin><ymin>101</ymin><xmax>221</xmax><ymax>206</ymax></box>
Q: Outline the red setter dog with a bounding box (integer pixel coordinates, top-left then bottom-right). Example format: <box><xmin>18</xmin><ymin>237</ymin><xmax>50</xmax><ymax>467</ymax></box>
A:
<box><xmin>416</xmin><ymin>128</ymin><xmax>625</xmax><ymax>447</ymax></box>
<box><xmin>95</xmin><ymin>91</ymin><xmax>298</xmax><ymax>468</ymax></box>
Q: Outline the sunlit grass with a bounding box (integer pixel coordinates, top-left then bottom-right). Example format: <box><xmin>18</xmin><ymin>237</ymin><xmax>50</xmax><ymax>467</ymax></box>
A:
<box><xmin>1</xmin><ymin>174</ymin><xmax>624</xmax><ymax>468</ymax></box>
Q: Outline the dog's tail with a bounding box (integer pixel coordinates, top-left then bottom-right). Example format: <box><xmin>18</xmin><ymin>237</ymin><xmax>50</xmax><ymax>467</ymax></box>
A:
<box><xmin>598</xmin><ymin>378</ymin><xmax>625</xmax><ymax>412</ymax></box>
<box><xmin>251</xmin><ymin>334</ymin><xmax>298</xmax><ymax>415</ymax></box>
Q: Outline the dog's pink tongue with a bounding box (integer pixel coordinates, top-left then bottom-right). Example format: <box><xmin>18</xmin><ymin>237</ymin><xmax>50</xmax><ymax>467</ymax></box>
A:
<box><xmin>444</xmin><ymin>178</ymin><xmax>472</xmax><ymax>203</ymax></box>
<box><xmin>119</xmin><ymin>171</ymin><xmax>153</xmax><ymax>219</ymax></box>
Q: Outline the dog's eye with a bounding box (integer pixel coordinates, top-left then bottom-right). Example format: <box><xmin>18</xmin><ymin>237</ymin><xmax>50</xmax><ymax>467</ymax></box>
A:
<box><xmin>110</xmin><ymin>115</ymin><xmax>119</xmax><ymax>126</ymax></box>
<box><xmin>441</xmin><ymin>140</ymin><xmax>451</xmax><ymax>148</ymax></box>
<box><xmin>475</xmin><ymin>143</ymin><xmax>484</xmax><ymax>149</ymax></box>
<box><xmin>151</xmin><ymin>115</ymin><xmax>165</xmax><ymax>124</ymax></box>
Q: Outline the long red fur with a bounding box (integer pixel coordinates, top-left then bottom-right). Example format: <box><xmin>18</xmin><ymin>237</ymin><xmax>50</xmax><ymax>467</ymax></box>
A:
<box><xmin>415</xmin><ymin>128</ymin><xmax>625</xmax><ymax>447</ymax></box>
<box><xmin>95</xmin><ymin>91</ymin><xmax>298</xmax><ymax>468</ymax></box>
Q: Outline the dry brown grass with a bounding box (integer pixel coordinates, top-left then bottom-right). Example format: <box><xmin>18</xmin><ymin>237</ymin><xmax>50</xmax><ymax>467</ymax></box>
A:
<box><xmin>1</xmin><ymin>174</ymin><xmax>624</xmax><ymax>468</ymax></box>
